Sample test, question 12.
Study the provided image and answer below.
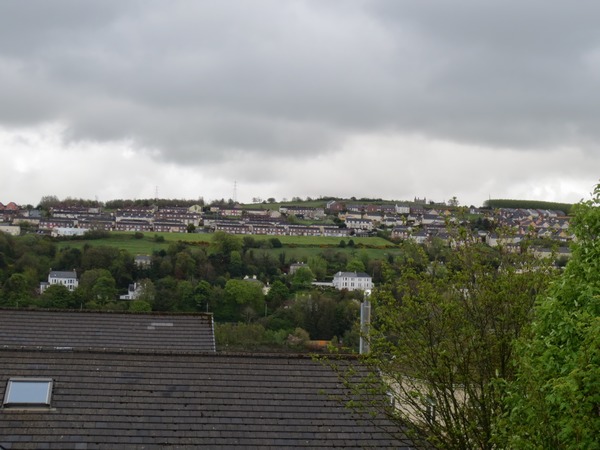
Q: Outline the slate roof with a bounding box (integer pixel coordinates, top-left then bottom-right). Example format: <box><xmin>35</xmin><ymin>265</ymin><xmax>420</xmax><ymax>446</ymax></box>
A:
<box><xmin>334</xmin><ymin>271</ymin><xmax>372</xmax><ymax>279</ymax></box>
<box><xmin>0</xmin><ymin>349</ymin><xmax>418</xmax><ymax>449</ymax></box>
<box><xmin>48</xmin><ymin>270</ymin><xmax>78</xmax><ymax>279</ymax></box>
<box><xmin>0</xmin><ymin>309</ymin><xmax>215</xmax><ymax>353</ymax></box>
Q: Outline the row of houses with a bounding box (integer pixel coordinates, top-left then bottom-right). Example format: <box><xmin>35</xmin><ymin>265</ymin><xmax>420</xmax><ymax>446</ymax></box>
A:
<box><xmin>0</xmin><ymin>201</ymin><xmax>573</xmax><ymax>248</ymax></box>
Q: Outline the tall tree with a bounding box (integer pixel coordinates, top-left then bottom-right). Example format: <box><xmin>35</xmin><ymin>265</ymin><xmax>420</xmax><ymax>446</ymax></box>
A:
<box><xmin>341</xmin><ymin>233</ymin><xmax>554</xmax><ymax>449</ymax></box>
<box><xmin>499</xmin><ymin>185</ymin><xmax>600</xmax><ymax>449</ymax></box>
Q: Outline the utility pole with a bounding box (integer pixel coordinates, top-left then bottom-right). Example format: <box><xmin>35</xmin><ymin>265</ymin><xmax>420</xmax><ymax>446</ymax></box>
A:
<box><xmin>359</xmin><ymin>289</ymin><xmax>372</xmax><ymax>354</ymax></box>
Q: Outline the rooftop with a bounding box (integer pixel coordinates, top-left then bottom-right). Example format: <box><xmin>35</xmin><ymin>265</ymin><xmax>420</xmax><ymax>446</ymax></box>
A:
<box><xmin>0</xmin><ymin>309</ymin><xmax>216</xmax><ymax>353</ymax></box>
<box><xmin>0</xmin><ymin>348</ymin><xmax>417</xmax><ymax>449</ymax></box>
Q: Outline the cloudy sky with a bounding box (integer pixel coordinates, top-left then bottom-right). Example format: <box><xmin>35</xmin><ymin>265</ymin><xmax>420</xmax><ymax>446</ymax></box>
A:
<box><xmin>1</xmin><ymin>0</ymin><xmax>599</xmax><ymax>207</ymax></box>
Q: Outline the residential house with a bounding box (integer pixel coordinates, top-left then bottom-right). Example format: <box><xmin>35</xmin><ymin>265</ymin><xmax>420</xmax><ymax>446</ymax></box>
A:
<box><xmin>39</xmin><ymin>218</ymin><xmax>76</xmax><ymax>231</ymax></box>
<box><xmin>115</xmin><ymin>209</ymin><xmax>155</xmax><ymax>222</ymax></box>
<box><xmin>119</xmin><ymin>282</ymin><xmax>142</xmax><ymax>300</ymax></box>
<box><xmin>214</xmin><ymin>221</ymin><xmax>251</xmax><ymax>234</ymax></box>
<box><xmin>135</xmin><ymin>254</ymin><xmax>152</xmax><ymax>268</ymax></box>
<box><xmin>289</xmin><ymin>261</ymin><xmax>308</xmax><ymax>275</ymax></box>
<box><xmin>409</xmin><ymin>229</ymin><xmax>429</xmax><ymax>244</ymax></box>
<box><xmin>332</xmin><ymin>271</ymin><xmax>373</xmax><ymax>292</ymax></box>
<box><xmin>0</xmin><ymin>224</ymin><xmax>20</xmax><ymax>236</ymax></box>
<box><xmin>0</xmin><ymin>309</ymin><xmax>417</xmax><ymax>449</ymax></box>
<box><xmin>321</xmin><ymin>225</ymin><xmax>350</xmax><ymax>237</ymax></box>
<box><xmin>391</xmin><ymin>225</ymin><xmax>411</xmax><ymax>240</ymax></box>
<box><xmin>77</xmin><ymin>215</ymin><xmax>114</xmax><ymax>231</ymax></box>
<box><xmin>287</xmin><ymin>224</ymin><xmax>321</xmax><ymax>236</ymax></box>
<box><xmin>345</xmin><ymin>218</ymin><xmax>374</xmax><ymax>231</ymax></box>
<box><xmin>114</xmin><ymin>219</ymin><xmax>153</xmax><ymax>232</ymax></box>
<box><xmin>279</xmin><ymin>205</ymin><xmax>325</xmax><ymax>219</ymax></box>
<box><xmin>395</xmin><ymin>203</ymin><xmax>411</xmax><ymax>214</ymax></box>
<box><xmin>325</xmin><ymin>200</ymin><xmax>345</xmax><ymax>213</ymax></box>
<box><xmin>51</xmin><ymin>227</ymin><xmax>89</xmax><ymax>238</ymax></box>
<box><xmin>39</xmin><ymin>270</ymin><xmax>78</xmax><ymax>294</ymax></box>
<box><xmin>153</xmin><ymin>220</ymin><xmax>187</xmax><ymax>233</ymax></box>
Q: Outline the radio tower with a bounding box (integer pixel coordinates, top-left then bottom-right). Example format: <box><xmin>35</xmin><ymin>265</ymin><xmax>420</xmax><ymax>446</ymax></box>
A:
<box><xmin>233</xmin><ymin>181</ymin><xmax>237</xmax><ymax>204</ymax></box>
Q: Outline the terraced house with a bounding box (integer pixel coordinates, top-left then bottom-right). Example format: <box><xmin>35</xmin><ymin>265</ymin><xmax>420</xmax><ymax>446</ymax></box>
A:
<box><xmin>0</xmin><ymin>309</ymin><xmax>420</xmax><ymax>449</ymax></box>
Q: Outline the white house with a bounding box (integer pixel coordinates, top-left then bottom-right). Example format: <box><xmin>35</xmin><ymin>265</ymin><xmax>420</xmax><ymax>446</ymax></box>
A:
<box><xmin>0</xmin><ymin>224</ymin><xmax>20</xmax><ymax>236</ymax></box>
<box><xmin>332</xmin><ymin>271</ymin><xmax>373</xmax><ymax>292</ymax></box>
<box><xmin>120</xmin><ymin>283</ymin><xmax>142</xmax><ymax>300</ymax></box>
<box><xmin>40</xmin><ymin>270</ymin><xmax>79</xmax><ymax>294</ymax></box>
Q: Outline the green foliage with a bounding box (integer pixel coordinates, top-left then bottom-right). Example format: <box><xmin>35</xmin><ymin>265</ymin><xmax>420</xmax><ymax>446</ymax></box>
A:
<box><xmin>346</xmin><ymin>258</ymin><xmax>366</xmax><ymax>273</ymax></box>
<box><xmin>211</xmin><ymin>231</ymin><xmax>243</xmax><ymax>255</ymax></box>
<box><xmin>265</xmin><ymin>280</ymin><xmax>290</xmax><ymax>310</ymax></box>
<box><xmin>499</xmin><ymin>185</ymin><xmax>600</xmax><ymax>449</ymax></box>
<box><xmin>39</xmin><ymin>284</ymin><xmax>76</xmax><ymax>309</ymax></box>
<box><xmin>129</xmin><ymin>299</ymin><xmax>152</xmax><ymax>312</ymax></box>
<box><xmin>484</xmin><ymin>198</ymin><xmax>572</xmax><ymax>214</ymax></box>
<box><xmin>355</xmin><ymin>233</ymin><xmax>554</xmax><ymax>449</ymax></box>
<box><xmin>215</xmin><ymin>322</ymin><xmax>303</xmax><ymax>351</ymax></box>
<box><xmin>291</xmin><ymin>266</ymin><xmax>315</xmax><ymax>291</ymax></box>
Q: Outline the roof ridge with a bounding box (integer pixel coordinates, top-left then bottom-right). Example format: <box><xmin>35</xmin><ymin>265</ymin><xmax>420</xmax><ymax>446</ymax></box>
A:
<box><xmin>0</xmin><ymin>346</ymin><xmax>359</xmax><ymax>360</ymax></box>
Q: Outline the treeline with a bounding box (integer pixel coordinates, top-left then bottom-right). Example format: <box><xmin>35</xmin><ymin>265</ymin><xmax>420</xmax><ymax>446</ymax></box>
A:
<box><xmin>484</xmin><ymin>198</ymin><xmax>573</xmax><ymax>214</ymax></box>
<box><xmin>0</xmin><ymin>230</ymin><xmax>374</xmax><ymax>350</ymax></box>
<box><xmin>104</xmin><ymin>198</ymin><xmax>206</xmax><ymax>209</ymax></box>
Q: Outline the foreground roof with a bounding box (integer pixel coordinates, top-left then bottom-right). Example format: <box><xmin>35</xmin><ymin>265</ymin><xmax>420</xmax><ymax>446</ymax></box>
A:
<box><xmin>0</xmin><ymin>349</ymin><xmax>417</xmax><ymax>449</ymax></box>
<box><xmin>0</xmin><ymin>309</ymin><xmax>215</xmax><ymax>353</ymax></box>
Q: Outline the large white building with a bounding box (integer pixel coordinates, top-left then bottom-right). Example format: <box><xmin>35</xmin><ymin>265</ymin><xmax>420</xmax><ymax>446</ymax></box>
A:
<box><xmin>332</xmin><ymin>271</ymin><xmax>373</xmax><ymax>292</ymax></box>
<box><xmin>40</xmin><ymin>270</ymin><xmax>79</xmax><ymax>294</ymax></box>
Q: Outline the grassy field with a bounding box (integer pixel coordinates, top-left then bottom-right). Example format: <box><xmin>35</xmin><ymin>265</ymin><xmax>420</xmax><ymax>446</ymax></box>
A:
<box><xmin>55</xmin><ymin>231</ymin><xmax>399</xmax><ymax>258</ymax></box>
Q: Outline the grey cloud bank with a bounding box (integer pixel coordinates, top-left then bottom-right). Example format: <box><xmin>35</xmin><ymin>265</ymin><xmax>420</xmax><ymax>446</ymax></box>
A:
<box><xmin>0</xmin><ymin>1</ymin><xmax>598</xmax><ymax>206</ymax></box>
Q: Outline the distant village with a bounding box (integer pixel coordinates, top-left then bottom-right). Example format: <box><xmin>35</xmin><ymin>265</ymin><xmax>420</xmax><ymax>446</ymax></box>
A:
<box><xmin>0</xmin><ymin>197</ymin><xmax>573</xmax><ymax>259</ymax></box>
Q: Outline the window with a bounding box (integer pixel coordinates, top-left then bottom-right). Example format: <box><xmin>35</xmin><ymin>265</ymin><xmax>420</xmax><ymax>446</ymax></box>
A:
<box><xmin>3</xmin><ymin>378</ymin><xmax>53</xmax><ymax>407</ymax></box>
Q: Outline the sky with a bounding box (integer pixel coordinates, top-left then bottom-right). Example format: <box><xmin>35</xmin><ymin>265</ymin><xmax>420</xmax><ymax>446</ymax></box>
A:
<box><xmin>1</xmin><ymin>0</ymin><xmax>599</xmax><ymax>208</ymax></box>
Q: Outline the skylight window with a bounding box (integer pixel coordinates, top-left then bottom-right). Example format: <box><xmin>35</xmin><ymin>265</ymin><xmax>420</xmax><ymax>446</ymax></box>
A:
<box><xmin>3</xmin><ymin>378</ymin><xmax>53</xmax><ymax>407</ymax></box>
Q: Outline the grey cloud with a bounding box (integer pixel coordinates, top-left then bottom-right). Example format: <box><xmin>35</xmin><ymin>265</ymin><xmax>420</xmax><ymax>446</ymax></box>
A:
<box><xmin>1</xmin><ymin>0</ymin><xmax>600</xmax><ymax>166</ymax></box>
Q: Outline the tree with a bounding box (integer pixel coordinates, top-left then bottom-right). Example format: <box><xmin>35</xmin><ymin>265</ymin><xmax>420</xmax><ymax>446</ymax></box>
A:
<box><xmin>346</xmin><ymin>258</ymin><xmax>366</xmax><ymax>273</ymax></box>
<box><xmin>91</xmin><ymin>275</ymin><xmax>118</xmax><ymax>305</ymax></box>
<box><xmin>129</xmin><ymin>299</ymin><xmax>152</xmax><ymax>312</ymax></box>
<box><xmin>211</xmin><ymin>232</ymin><xmax>243</xmax><ymax>255</ymax></box>
<box><xmin>265</xmin><ymin>280</ymin><xmax>289</xmax><ymax>310</ymax></box>
<box><xmin>291</xmin><ymin>266</ymin><xmax>314</xmax><ymax>291</ymax></box>
<box><xmin>499</xmin><ymin>185</ymin><xmax>600</xmax><ymax>449</ymax></box>
<box><xmin>39</xmin><ymin>284</ymin><xmax>75</xmax><ymax>309</ymax></box>
<box><xmin>342</xmin><ymin>232</ymin><xmax>554</xmax><ymax>449</ymax></box>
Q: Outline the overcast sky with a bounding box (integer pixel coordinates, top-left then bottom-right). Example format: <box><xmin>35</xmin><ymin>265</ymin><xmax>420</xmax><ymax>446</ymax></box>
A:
<box><xmin>1</xmin><ymin>0</ymin><xmax>599</xmax><ymax>207</ymax></box>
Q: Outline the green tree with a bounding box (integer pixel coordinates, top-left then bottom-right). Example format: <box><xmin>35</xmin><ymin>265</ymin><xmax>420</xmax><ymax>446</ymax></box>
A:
<box><xmin>224</xmin><ymin>279</ymin><xmax>264</xmax><ymax>313</ymax></box>
<box><xmin>211</xmin><ymin>231</ymin><xmax>243</xmax><ymax>255</ymax></box>
<box><xmin>346</xmin><ymin>258</ymin><xmax>366</xmax><ymax>273</ymax></box>
<box><xmin>129</xmin><ymin>299</ymin><xmax>152</xmax><ymax>312</ymax></box>
<box><xmin>39</xmin><ymin>284</ymin><xmax>75</xmax><ymax>309</ymax></box>
<box><xmin>291</xmin><ymin>266</ymin><xmax>314</xmax><ymax>291</ymax></box>
<box><xmin>344</xmin><ymin>233</ymin><xmax>553</xmax><ymax>449</ymax></box>
<box><xmin>136</xmin><ymin>279</ymin><xmax>156</xmax><ymax>306</ymax></box>
<box><xmin>174</xmin><ymin>251</ymin><xmax>196</xmax><ymax>280</ymax></box>
<box><xmin>193</xmin><ymin>280</ymin><xmax>212</xmax><ymax>312</ymax></box>
<box><xmin>265</xmin><ymin>280</ymin><xmax>290</xmax><ymax>310</ymax></box>
<box><xmin>3</xmin><ymin>273</ymin><xmax>36</xmax><ymax>307</ymax></box>
<box><xmin>91</xmin><ymin>275</ymin><xmax>118</xmax><ymax>305</ymax></box>
<box><xmin>499</xmin><ymin>186</ymin><xmax>600</xmax><ymax>449</ymax></box>
<box><xmin>228</xmin><ymin>250</ymin><xmax>244</xmax><ymax>277</ymax></box>
<box><xmin>308</xmin><ymin>255</ymin><xmax>328</xmax><ymax>280</ymax></box>
<box><xmin>78</xmin><ymin>269</ymin><xmax>113</xmax><ymax>300</ymax></box>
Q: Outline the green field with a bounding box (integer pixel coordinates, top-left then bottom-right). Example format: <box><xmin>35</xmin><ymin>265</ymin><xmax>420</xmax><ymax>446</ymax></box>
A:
<box><xmin>55</xmin><ymin>231</ymin><xmax>398</xmax><ymax>259</ymax></box>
